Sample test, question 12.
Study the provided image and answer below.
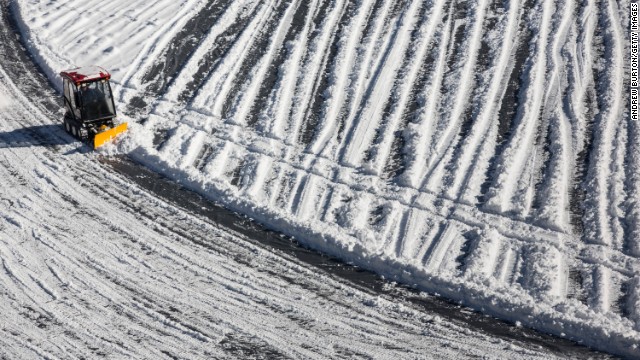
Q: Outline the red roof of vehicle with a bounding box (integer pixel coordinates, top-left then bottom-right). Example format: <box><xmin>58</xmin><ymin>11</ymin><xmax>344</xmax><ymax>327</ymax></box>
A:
<box><xmin>60</xmin><ymin>66</ymin><xmax>111</xmax><ymax>84</ymax></box>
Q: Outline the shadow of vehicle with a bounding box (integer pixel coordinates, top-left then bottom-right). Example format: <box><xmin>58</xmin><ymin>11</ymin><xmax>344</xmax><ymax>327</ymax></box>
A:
<box><xmin>0</xmin><ymin>124</ymin><xmax>72</xmax><ymax>149</ymax></box>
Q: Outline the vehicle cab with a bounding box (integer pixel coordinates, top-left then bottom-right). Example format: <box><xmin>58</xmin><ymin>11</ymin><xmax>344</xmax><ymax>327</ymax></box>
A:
<box><xmin>60</xmin><ymin>66</ymin><xmax>117</xmax><ymax>140</ymax></box>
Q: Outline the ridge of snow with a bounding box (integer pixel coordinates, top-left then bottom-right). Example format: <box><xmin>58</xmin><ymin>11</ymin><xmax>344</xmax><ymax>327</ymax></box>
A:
<box><xmin>11</xmin><ymin>0</ymin><xmax>639</xmax><ymax>357</ymax></box>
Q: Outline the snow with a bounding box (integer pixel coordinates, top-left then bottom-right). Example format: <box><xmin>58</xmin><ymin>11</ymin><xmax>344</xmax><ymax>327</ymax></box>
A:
<box><xmin>0</xmin><ymin>94</ymin><xmax>9</xmax><ymax>109</ymax></box>
<box><xmin>8</xmin><ymin>0</ymin><xmax>640</xmax><ymax>357</ymax></box>
<box><xmin>0</xmin><ymin>84</ymin><xmax>10</xmax><ymax>109</ymax></box>
<box><xmin>0</xmin><ymin>57</ymin><xmax>558</xmax><ymax>359</ymax></box>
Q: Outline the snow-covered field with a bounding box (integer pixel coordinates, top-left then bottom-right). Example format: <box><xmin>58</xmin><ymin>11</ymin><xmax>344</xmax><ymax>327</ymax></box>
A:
<box><xmin>0</xmin><ymin>3</ymin><xmax>590</xmax><ymax>357</ymax></box>
<box><xmin>8</xmin><ymin>0</ymin><xmax>639</xmax><ymax>356</ymax></box>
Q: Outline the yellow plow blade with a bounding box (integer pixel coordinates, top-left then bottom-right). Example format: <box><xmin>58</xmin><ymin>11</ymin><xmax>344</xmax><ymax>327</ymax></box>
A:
<box><xmin>94</xmin><ymin>123</ymin><xmax>128</xmax><ymax>149</ymax></box>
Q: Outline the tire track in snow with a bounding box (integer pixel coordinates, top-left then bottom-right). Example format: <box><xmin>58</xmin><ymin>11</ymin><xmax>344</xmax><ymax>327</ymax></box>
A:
<box><xmin>482</xmin><ymin>0</ymin><xmax>550</xmax><ymax>215</ymax></box>
<box><xmin>582</xmin><ymin>0</ymin><xmax>625</xmax><ymax>247</ymax></box>
<box><xmin>529</xmin><ymin>0</ymin><xmax>576</xmax><ymax>232</ymax></box>
<box><xmin>399</xmin><ymin>1</ymin><xmax>454</xmax><ymax>189</ymax></box>
<box><xmin>247</xmin><ymin>0</ymin><xmax>310</xmax><ymax>130</ymax></box>
<box><xmin>522</xmin><ymin>0</ymin><xmax>574</xmax><ymax>228</ymax></box>
<box><xmin>418</xmin><ymin>0</ymin><xmax>489</xmax><ymax>193</ymax></box>
<box><xmin>385</xmin><ymin>26</ymin><xmax>445</xmax><ymax>182</ymax></box>
<box><xmin>474</xmin><ymin>0</ymin><xmax>536</xmax><ymax>207</ymax></box>
<box><xmin>129</xmin><ymin>0</ymin><xmax>235</xmax><ymax>111</ymax></box>
<box><xmin>398</xmin><ymin>0</ymin><xmax>467</xmax><ymax>189</ymax></box>
<box><xmin>261</xmin><ymin>0</ymin><xmax>320</xmax><ymax>141</ymax></box>
<box><xmin>443</xmin><ymin>0</ymin><xmax>521</xmax><ymax>205</ymax></box>
<box><xmin>239</xmin><ymin>0</ymin><xmax>353</xmax><ymax>204</ymax></box>
<box><xmin>329</xmin><ymin>0</ymin><xmax>391</xmax><ymax>148</ymax></box>
<box><xmin>338</xmin><ymin>0</ymin><xmax>421</xmax><ymax>168</ymax></box>
<box><xmin>309</xmin><ymin>1</ymin><xmax>380</xmax><ymax>154</ymax></box>
<box><xmin>173</xmin><ymin>2</ymin><xmax>263</xmax><ymax>105</ymax></box>
<box><xmin>189</xmin><ymin>0</ymin><xmax>277</xmax><ymax>118</ymax></box>
<box><xmin>323</xmin><ymin>0</ymin><xmax>403</xmax><ymax>159</ymax></box>
<box><xmin>286</xmin><ymin>0</ymin><xmax>349</xmax><ymax>145</ymax></box>
<box><xmin>117</xmin><ymin>0</ymin><xmax>216</xmax><ymax>112</ymax></box>
<box><xmin>567</xmin><ymin>0</ymin><xmax>597</xmax><ymax>237</ymax></box>
<box><xmin>296</xmin><ymin>0</ymin><xmax>359</xmax><ymax>147</ymax></box>
<box><xmin>97</xmin><ymin>161</ymin><xmax>572</xmax><ymax>360</ymax></box>
<box><xmin>222</xmin><ymin>0</ymin><xmax>298</xmax><ymax>126</ymax></box>
<box><xmin>364</xmin><ymin>0</ymin><xmax>447</xmax><ymax>179</ymax></box>
<box><xmin>301</xmin><ymin>0</ymin><xmax>373</xmax><ymax>149</ymax></box>
<box><xmin>437</xmin><ymin>0</ymin><xmax>515</xmax><ymax>203</ymax></box>
<box><xmin>129</xmin><ymin>0</ymin><xmax>258</xmax><ymax>149</ymax></box>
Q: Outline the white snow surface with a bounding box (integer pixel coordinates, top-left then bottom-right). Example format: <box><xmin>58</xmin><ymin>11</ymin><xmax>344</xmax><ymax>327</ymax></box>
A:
<box><xmin>10</xmin><ymin>0</ymin><xmax>640</xmax><ymax>357</ymax></box>
<box><xmin>0</xmin><ymin>86</ymin><xmax>10</xmax><ymax>109</ymax></box>
<box><xmin>0</xmin><ymin>57</ymin><xmax>561</xmax><ymax>359</ymax></box>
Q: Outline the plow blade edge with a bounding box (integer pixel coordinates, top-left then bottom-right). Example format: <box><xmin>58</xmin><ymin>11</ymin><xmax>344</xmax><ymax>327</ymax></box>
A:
<box><xmin>94</xmin><ymin>123</ymin><xmax>128</xmax><ymax>149</ymax></box>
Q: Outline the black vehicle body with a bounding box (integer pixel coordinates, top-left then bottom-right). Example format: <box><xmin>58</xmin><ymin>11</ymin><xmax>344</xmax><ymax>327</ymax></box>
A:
<box><xmin>62</xmin><ymin>77</ymin><xmax>117</xmax><ymax>140</ymax></box>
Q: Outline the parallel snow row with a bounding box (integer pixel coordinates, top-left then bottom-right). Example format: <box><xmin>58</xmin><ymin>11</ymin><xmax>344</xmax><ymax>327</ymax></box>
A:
<box><xmin>12</xmin><ymin>0</ymin><xmax>639</xmax><ymax>352</ymax></box>
<box><xmin>129</xmin><ymin>0</ymin><xmax>631</xmax><ymax>252</ymax></box>
<box><xmin>178</xmin><ymin>134</ymin><xmax>640</xmax><ymax>322</ymax></box>
<box><xmin>117</xmin><ymin>0</ymin><xmax>638</xmax><ymax>326</ymax></box>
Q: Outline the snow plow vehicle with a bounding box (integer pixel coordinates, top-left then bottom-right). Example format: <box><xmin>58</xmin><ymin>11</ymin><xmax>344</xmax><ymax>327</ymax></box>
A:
<box><xmin>60</xmin><ymin>66</ymin><xmax>127</xmax><ymax>149</ymax></box>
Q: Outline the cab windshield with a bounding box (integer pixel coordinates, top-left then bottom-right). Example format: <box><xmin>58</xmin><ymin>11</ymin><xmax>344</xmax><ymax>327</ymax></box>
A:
<box><xmin>80</xmin><ymin>80</ymin><xmax>116</xmax><ymax>121</ymax></box>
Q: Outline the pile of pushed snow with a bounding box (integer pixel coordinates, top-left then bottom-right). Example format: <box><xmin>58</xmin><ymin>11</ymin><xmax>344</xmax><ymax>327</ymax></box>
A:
<box><xmin>12</xmin><ymin>0</ymin><xmax>640</xmax><ymax>357</ymax></box>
